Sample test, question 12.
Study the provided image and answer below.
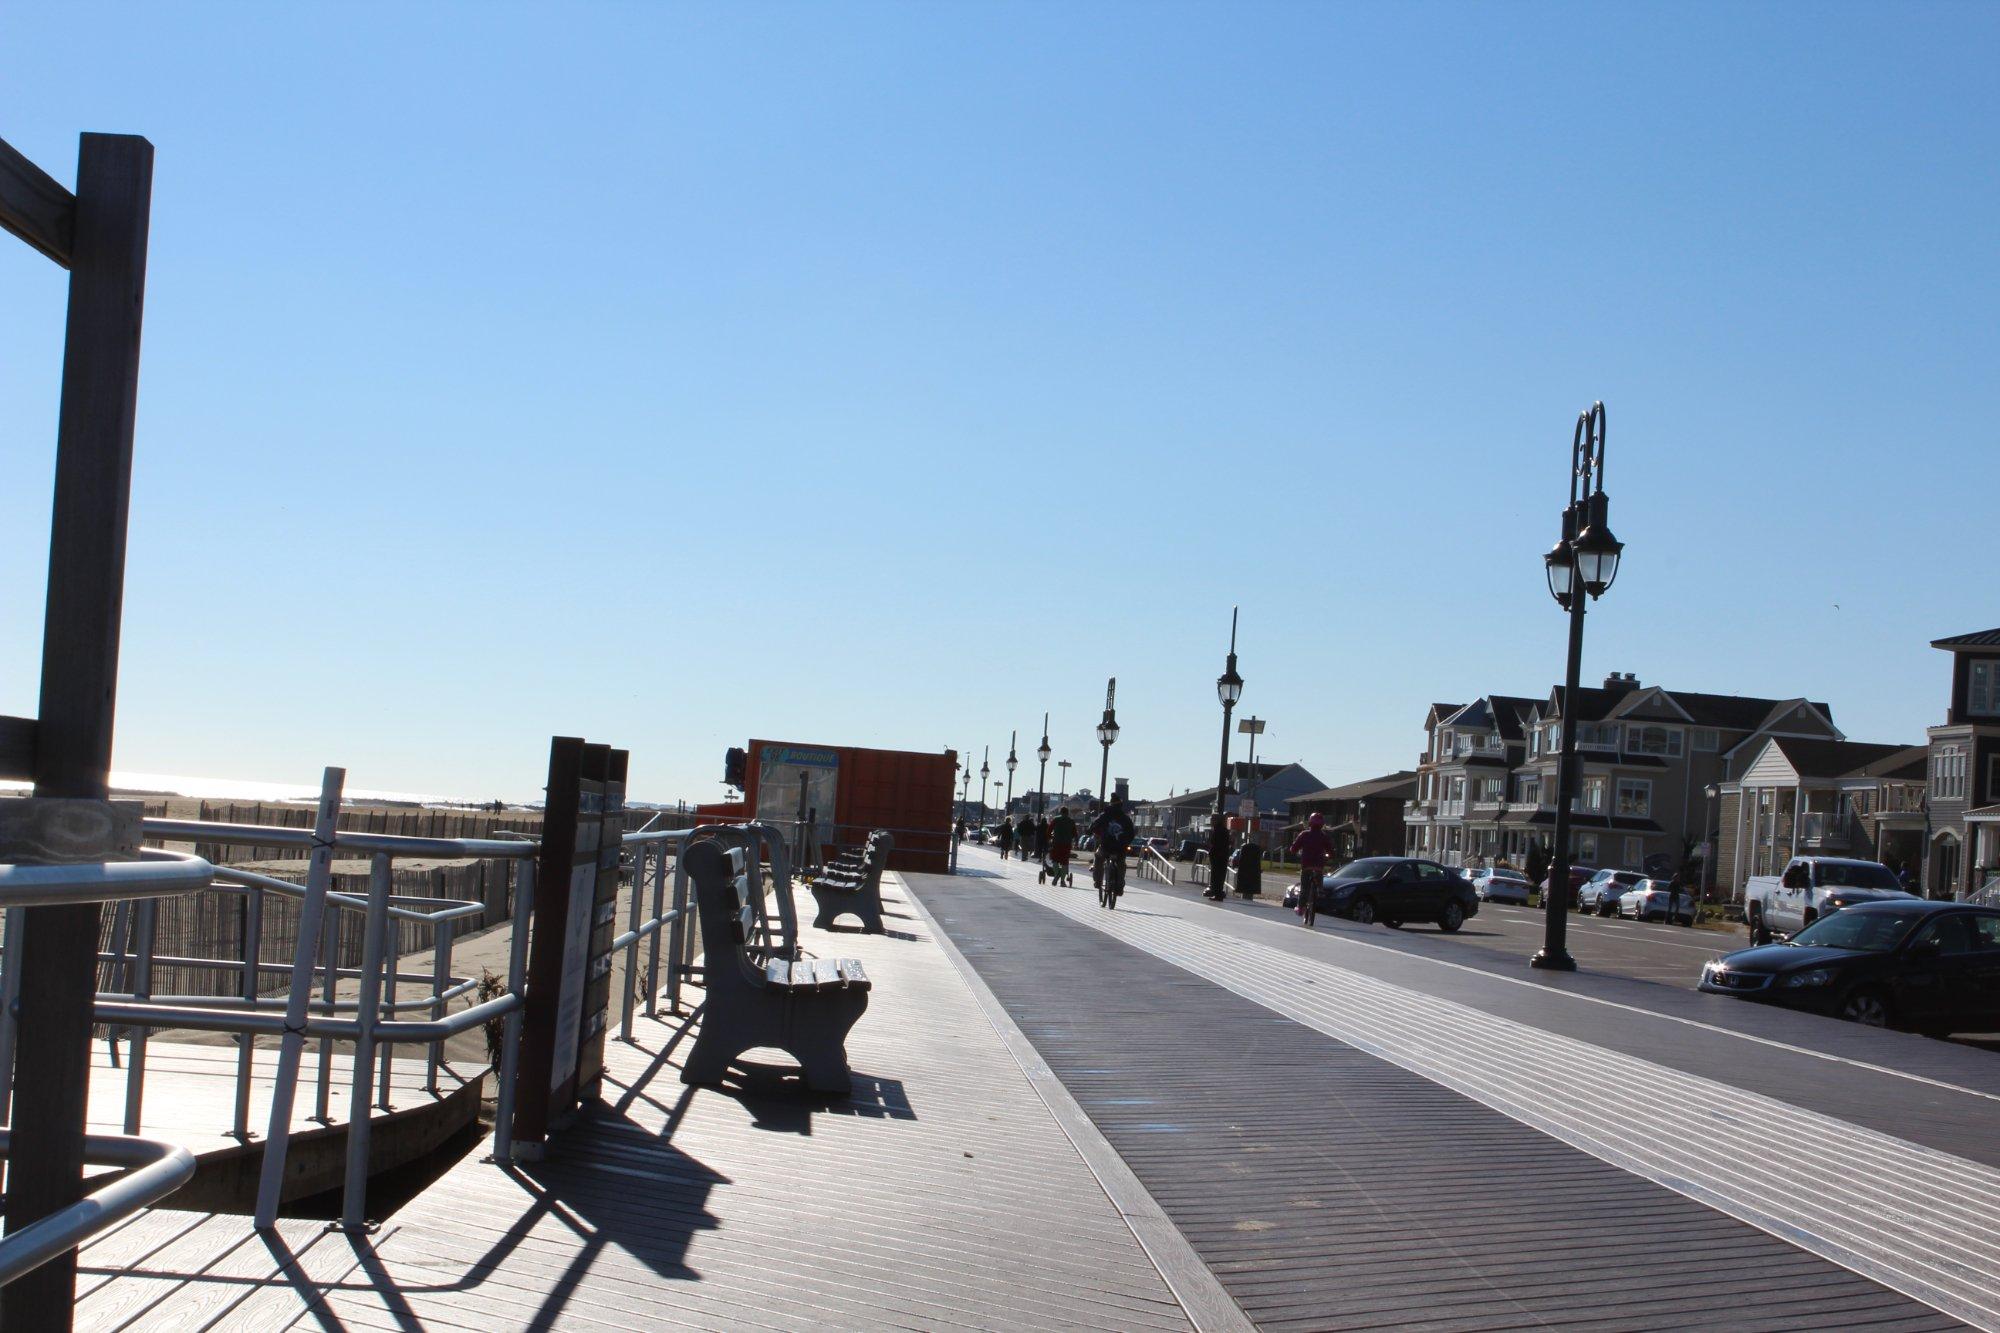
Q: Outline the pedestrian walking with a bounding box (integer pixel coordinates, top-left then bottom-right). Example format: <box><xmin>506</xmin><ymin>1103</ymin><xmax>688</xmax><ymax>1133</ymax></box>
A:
<box><xmin>1016</xmin><ymin>813</ymin><xmax>1035</xmax><ymax>860</ymax></box>
<box><xmin>1204</xmin><ymin>817</ymin><xmax>1231</xmax><ymax>900</ymax></box>
<box><xmin>1033</xmin><ymin>814</ymin><xmax>1050</xmax><ymax>863</ymax></box>
<box><xmin>1289</xmin><ymin>812</ymin><xmax>1336</xmax><ymax>926</ymax></box>
<box><xmin>1044</xmin><ymin>805</ymin><xmax>1077</xmax><ymax>886</ymax></box>
<box><xmin>996</xmin><ymin>818</ymin><xmax>1014</xmax><ymax>859</ymax></box>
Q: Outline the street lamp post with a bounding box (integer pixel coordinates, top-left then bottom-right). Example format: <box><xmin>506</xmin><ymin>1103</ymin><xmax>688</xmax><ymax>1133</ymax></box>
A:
<box><xmin>1058</xmin><ymin>759</ymin><xmax>1072</xmax><ymax>803</ymax></box>
<box><xmin>1209</xmin><ymin>608</ymin><xmax>1245</xmax><ymax>900</ymax></box>
<box><xmin>1096</xmin><ymin>678</ymin><xmax>1119</xmax><ymax>803</ymax></box>
<box><xmin>1701</xmin><ymin>782</ymin><xmax>1720</xmax><ymax>925</ymax></box>
<box><xmin>980</xmin><ymin>749</ymin><xmax>990</xmax><ymax>827</ymax></box>
<box><xmin>1005</xmin><ymin>731</ymin><xmax>1018</xmax><ymax>819</ymax></box>
<box><xmin>1036</xmin><ymin>714</ymin><xmax>1051</xmax><ymax>816</ymax></box>
<box><xmin>1532</xmin><ymin>402</ymin><xmax>1625</xmax><ymax>971</ymax></box>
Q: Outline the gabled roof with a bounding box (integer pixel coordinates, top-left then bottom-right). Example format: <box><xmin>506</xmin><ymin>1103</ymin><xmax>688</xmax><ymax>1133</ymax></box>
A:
<box><xmin>1288</xmin><ymin>771</ymin><xmax>1418</xmax><ymax>806</ymax></box>
<box><xmin>1933</xmin><ymin>629</ymin><xmax>2000</xmax><ymax>650</ymax></box>
<box><xmin>1765</xmin><ymin>738</ymin><xmax>1927</xmax><ymax>781</ymax></box>
<box><xmin>1425</xmin><ymin>703</ymin><xmax>1464</xmax><ymax>728</ymax></box>
<box><xmin>1488</xmin><ymin>696</ymin><xmax>1540</xmax><ymax>741</ymax></box>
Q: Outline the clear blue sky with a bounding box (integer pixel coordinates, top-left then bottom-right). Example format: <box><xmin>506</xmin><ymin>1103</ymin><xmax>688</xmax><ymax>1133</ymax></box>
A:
<box><xmin>3</xmin><ymin>3</ymin><xmax>1994</xmax><ymax>805</ymax></box>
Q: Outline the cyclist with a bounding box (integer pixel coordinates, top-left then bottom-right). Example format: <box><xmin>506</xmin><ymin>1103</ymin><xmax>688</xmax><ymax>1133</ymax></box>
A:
<box><xmin>1090</xmin><ymin>796</ymin><xmax>1136</xmax><ymax>907</ymax></box>
<box><xmin>1289</xmin><ymin>811</ymin><xmax>1335</xmax><ymax>927</ymax></box>
<box><xmin>1043</xmin><ymin>805</ymin><xmax>1077</xmax><ymax>886</ymax></box>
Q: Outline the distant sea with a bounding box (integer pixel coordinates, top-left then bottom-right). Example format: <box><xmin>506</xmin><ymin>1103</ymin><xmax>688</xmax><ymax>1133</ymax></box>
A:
<box><xmin>1</xmin><ymin>770</ymin><xmax>457</xmax><ymax>806</ymax></box>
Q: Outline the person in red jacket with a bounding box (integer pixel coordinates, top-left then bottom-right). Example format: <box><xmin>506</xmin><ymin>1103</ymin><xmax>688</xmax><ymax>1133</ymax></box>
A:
<box><xmin>1290</xmin><ymin>812</ymin><xmax>1336</xmax><ymax>927</ymax></box>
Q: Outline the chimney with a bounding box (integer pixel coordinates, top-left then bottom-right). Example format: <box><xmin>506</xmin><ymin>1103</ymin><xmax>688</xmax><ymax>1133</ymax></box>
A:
<box><xmin>1603</xmin><ymin>672</ymin><xmax>1640</xmax><ymax>696</ymax></box>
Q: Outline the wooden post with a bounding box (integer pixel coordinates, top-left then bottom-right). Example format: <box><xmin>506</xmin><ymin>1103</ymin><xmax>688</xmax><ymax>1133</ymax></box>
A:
<box><xmin>4</xmin><ymin>132</ymin><xmax>153</xmax><ymax>1331</ymax></box>
<box><xmin>510</xmin><ymin>737</ymin><xmax>585</xmax><ymax>1153</ymax></box>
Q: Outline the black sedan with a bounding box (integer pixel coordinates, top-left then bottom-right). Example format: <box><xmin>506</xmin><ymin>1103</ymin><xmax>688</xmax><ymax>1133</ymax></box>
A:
<box><xmin>1698</xmin><ymin>900</ymin><xmax>2000</xmax><ymax>1034</ymax></box>
<box><xmin>1310</xmin><ymin>857</ymin><xmax>1480</xmax><ymax>933</ymax></box>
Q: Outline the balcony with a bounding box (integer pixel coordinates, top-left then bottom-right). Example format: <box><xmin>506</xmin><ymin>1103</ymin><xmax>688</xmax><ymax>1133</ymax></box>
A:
<box><xmin>1437</xmin><ymin>800</ymin><xmax>1466</xmax><ymax>818</ymax></box>
<box><xmin>1799</xmin><ymin>812</ymin><xmax>1853</xmax><ymax>850</ymax></box>
<box><xmin>1404</xmin><ymin>800</ymin><xmax>1433</xmax><ymax>821</ymax></box>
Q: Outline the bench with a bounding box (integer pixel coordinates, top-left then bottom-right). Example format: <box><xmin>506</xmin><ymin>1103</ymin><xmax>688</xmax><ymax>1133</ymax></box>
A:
<box><xmin>809</xmin><ymin>832</ymin><xmax>892</xmax><ymax>934</ymax></box>
<box><xmin>680</xmin><ymin>839</ymin><xmax>871</xmax><ymax>1094</ymax></box>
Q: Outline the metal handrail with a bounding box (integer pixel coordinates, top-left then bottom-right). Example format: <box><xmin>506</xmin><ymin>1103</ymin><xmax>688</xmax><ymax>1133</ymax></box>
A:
<box><xmin>0</xmin><ymin>848</ymin><xmax>214</xmax><ymax>908</ymax></box>
<box><xmin>1138</xmin><ymin>846</ymin><xmax>1176</xmax><ymax>886</ymax></box>
<box><xmin>0</xmin><ymin>1131</ymin><xmax>196</xmax><ymax>1287</ymax></box>
<box><xmin>143</xmin><ymin>817</ymin><xmax>540</xmax><ymax>860</ymax></box>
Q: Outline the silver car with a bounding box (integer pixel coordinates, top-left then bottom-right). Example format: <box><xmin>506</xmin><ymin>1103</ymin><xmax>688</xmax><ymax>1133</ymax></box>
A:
<box><xmin>1618</xmin><ymin>878</ymin><xmax>1697</xmax><ymax>924</ymax></box>
<box><xmin>1579</xmin><ymin>869</ymin><xmax>1647</xmax><ymax>916</ymax></box>
<box><xmin>1471</xmin><ymin>869</ymin><xmax>1532</xmax><ymax>904</ymax></box>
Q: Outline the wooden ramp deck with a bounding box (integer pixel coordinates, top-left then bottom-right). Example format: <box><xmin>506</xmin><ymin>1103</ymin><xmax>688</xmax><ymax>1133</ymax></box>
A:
<box><xmin>74</xmin><ymin>875</ymin><xmax>1215</xmax><ymax>1330</ymax></box>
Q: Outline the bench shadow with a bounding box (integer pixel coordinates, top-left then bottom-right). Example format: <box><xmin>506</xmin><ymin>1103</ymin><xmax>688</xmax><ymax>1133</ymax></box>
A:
<box><xmin>703</xmin><ymin>1062</ymin><xmax>914</xmax><ymax>1133</ymax></box>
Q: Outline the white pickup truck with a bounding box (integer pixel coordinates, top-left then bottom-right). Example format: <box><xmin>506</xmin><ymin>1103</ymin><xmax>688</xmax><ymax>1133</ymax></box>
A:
<box><xmin>1743</xmin><ymin>855</ymin><xmax>1914</xmax><ymax>943</ymax></box>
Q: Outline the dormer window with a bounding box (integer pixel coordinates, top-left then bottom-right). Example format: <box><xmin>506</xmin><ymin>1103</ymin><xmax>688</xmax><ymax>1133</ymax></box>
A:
<box><xmin>1971</xmin><ymin>661</ymin><xmax>1998</xmax><ymax>717</ymax></box>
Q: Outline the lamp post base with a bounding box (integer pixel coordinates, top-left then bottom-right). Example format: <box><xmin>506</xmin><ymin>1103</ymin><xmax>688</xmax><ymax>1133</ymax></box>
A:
<box><xmin>1529</xmin><ymin>947</ymin><xmax>1578</xmax><ymax>972</ymax></box>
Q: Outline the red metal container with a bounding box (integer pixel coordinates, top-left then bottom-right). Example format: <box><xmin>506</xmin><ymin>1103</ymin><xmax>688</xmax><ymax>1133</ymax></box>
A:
<box><xmin>742</xmin><ymin>739</ymin><xmax>956</xmax><ymax>873</ymax></box>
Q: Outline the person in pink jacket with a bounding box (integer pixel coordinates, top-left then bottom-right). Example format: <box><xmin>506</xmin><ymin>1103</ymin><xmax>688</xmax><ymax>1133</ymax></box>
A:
<box><xmin>1290</xmin><ymin>812</ymin><xmax>1336</xmax><ymax>927</ymax></box>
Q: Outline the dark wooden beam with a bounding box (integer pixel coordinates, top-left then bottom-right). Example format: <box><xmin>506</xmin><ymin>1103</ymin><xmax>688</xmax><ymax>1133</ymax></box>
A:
<box><xmin>0</xmin><ymin>135</ymin><xmax>77</xmax><ymax>268</ymax></box>
<box><xmin>0</xmin><ymin>715</ymin><xmax>35</xmax><ymax>782</ymax></box>
<box><xmin>3</xmin><ymin>131</ymin><xmax>152</xmax><ymax>1333</ymax></box>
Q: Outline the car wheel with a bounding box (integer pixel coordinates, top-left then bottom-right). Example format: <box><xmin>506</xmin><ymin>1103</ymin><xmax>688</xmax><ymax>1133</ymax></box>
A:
<box><xmin>1840</xmin><ymin>987</ymin><xmax>1893</xmax><ymax>1029</ymax></box>
<box><xmin>1351</xmin><ymin>896</ymin><xmax>1376</xmax><ymax>925</ymax></box>
<box><xmin>1382</xmin><ymin>917</ymin><xmax>1403</xmax><ymax>929</ymax></box>
<box><xmin>1749</xmin><ymin>910</ymin><xmax>1771</xmax><ymax>946</ymax></box>
<box><xmin>1439</xmin><ymin>902</ymin><xmax>1465</xmax><ymax>933</ymax></box>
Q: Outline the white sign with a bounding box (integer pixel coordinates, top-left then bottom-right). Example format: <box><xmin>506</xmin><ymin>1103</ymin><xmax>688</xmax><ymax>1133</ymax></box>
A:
<box><xmin>1239</xmin><ymin>796</ymin><xmax>1256</xmax><ymax>818</ymax></box>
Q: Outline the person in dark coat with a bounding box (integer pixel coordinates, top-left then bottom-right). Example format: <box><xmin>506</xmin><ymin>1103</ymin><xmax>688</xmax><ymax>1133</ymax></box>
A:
<box><xmin>1033</xmin><ymin>815</ymin><xmax>1051</xmax><ymax>862</ymax></box>
<box><xmin>1205</xmin><ymin>817</ymin><xmax>1232</xmax><ymax>900</ymax></box>
<box><xmin>1015</xmin><ymin>813</ymin><xmax>1035</xmax><ymax>860</ymax></box>
<box><xmin>996</xmin><ymin>818</ymin><xmax>1014</xmax><ymax>858</ymax></box>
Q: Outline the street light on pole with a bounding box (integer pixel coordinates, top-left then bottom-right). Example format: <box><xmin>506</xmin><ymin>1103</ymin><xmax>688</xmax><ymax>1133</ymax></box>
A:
<box><xmin>1532</xmin><ymin>401</ymin><xmax>1624</xmax><ymax>972</ymax></box>
<box><xmin>1058</xmin><ymin>759</ymin><xmax>1072</xmax><ymax>803</ymax></box>
<box><xmin>1701</xmin><ymin>782</ymin><xmax>1720</xmax><ymax>926</ymax></box>
<box><xmin>1239</xmin><ymin>715</ymin><xmax>1266</xmax><ymax>829</ymax></box>
<box><xmin>1036</xmin><ymin>715</ymin><xmax>1051</xmax><ymax>816</ymax></box>
<box><xmin>1209</xmin><ymin>608</ymin><xmax>1245</xmax><ymax>901</ymax></box>
<box><xmin>1095</xmin><ymin>678</ymin><xmax>1119</xmax><ymax>803</ymax></box>
<box><xmin>980</xmin><ymin>748</ymin><xmax>990</xmax><ymax>825</ymax></box>
<box><xmin>1005</xmin><ymin>731</ymin><xmax>1018</xmax><ymax>819</ymax></box>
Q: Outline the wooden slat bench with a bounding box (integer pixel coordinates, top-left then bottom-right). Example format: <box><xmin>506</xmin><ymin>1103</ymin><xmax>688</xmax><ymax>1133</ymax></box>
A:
<box><xmin>809</xmin><ymin>831</ymin><xmax>892</xmax><ymax>933</ymax></box>
<box><xmin>680</xmin><ymin>839</ymin><xmax>871</xmax><ymax>1094</ymax></box>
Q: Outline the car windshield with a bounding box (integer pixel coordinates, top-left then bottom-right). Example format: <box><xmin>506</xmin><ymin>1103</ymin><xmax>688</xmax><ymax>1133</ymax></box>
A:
<box><xmin>1789</xmin><ymin>909</ymin><xmax>1926</xmax><ymax>953</ymax></box>
<box><xmin>1334</xmin><ymin>858</ymin><xmax>1398</xmax><ymax>880</ymax></box>
<box><xmin>1816</xmin><ymin>862</ymin><xmax>1902</xmax><ymax>891</ymax></box>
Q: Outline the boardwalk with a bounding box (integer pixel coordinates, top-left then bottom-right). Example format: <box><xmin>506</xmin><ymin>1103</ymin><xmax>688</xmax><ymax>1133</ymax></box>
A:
<box><xmin>75</xmin><ymin>870</ymin><xmax>1208</xmax><ymax>1330</ymax></box>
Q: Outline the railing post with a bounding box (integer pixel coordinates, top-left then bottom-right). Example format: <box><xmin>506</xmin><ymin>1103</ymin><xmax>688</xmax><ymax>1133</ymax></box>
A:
<box><xmin>120</xmin><ymin>898</ymin><xmax>155</xmax><ymax>1134</ymax></box>
<box><xmin>253</xmin><ymin>766</ymin><xmax>345</xmax><ymax>1231</ymax></box>
<box><xmin>489</xmin><ymin>859</ymin><xmax>534</xmax><ymax>1162</ymax></box>
<box><xmin>666</xmin><ymin>850</ymin><xmax>690</xmax><ymax>1014</ymax></box>
<box><xmin>103</xmin><ymin>900</ymin><xmax>131</xmax><ymax>1069</ymax></box>
<box><xmin>645</xmin><ymin>838</ymin><xmax>666</xmax><ymax>1020</ymax></box>
<box><xmin>233</xmin><ymin>888</ymin><xmax>262</xmax><ymax>1141</ymax></box>
<box><xmin>0</xmin><ymin>909</ymin><xmax>23</xmax><ymax>1126</ymax></box>
<box><xmin>619</xmin><ymin>844</ymin><xmax>643</xmax><ymax>1042</ymax></box>
<box><xmin>376</xmin><ymin>875</ymin><xmax>399</xmax><ymax>1112</ymax></box>
<box><xmin>315</xmin><ymin>904</ymin><xmax>337</xmax><ymax>1124</ymax></box>
<box><xmin>427</xmin><ymin>916</ymin><xmax>452</xmax><ymax>1097</ymax></box>
<box><xmin>341</xmin><ymin>853</ymin><xmax>392</xmax><ymax>1229</ymax></box>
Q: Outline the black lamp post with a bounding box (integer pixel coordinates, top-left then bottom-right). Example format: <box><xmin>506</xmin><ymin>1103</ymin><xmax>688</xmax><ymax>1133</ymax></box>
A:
<box><xmin>1096</xmin><ymin>677</ymin><xmax>1119</xmax><ymax>803</ymax></box>
<box><xmin>1701</xmin><ymin>781</ymin><xmax>1720</xmax><ymax>924</ymax></box>
<box><xmin>1036</xmin><ymin>715</ymin><xmax>1051</xmax><ymax>815</ymax></box>
<box><xmin>1209</xmin><ymin>608</ymin><xmax>1245</xmax><ymax>900</ymax></box>
<box><xmin>1005</xmin><ymin>732</ymin><xmax>1018</xmax><ymax>820</ymax></box>
<box><xmin>980</xmin><ymin>749</ymin><xmax>990</xmax><ymax>825</ymax></box>
<box><xmin>1533</xmin><ymin>402</ymin><xmax>1624</xmax><ymax>971</ymax></box>
<box><xmin>1058</xmin><ymin>759</ymin><xmax>1072</xmax><ymax>803</ymax></box>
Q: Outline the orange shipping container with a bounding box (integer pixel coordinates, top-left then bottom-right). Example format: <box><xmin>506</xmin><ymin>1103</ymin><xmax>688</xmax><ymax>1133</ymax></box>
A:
<box><xmin>743</xmin><ymin>739</ymin><xmax>956</xmax><ymax>873</ymax></box>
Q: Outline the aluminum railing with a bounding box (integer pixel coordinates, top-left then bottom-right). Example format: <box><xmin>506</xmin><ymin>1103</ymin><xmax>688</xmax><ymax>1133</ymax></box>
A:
<box><xmin>0</xmin><ymin>849</ymin><xmax>215</xmax><ymax>1289</ymax></box>
<box><xmin>1138</xmin><ymin>845</ymin><xmax>1177</xmax><ymax>886</ymax></box>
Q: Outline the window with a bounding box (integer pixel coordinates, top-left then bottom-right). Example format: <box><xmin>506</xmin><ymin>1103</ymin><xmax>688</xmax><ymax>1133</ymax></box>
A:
<box><xmin>1934</xmin><ymin>745</ymin><xmax>1967</xmax><ymax>801</ymax></box>
<box><xmin>1992</xmin><ymin>755</ymin><xmax>2000</xmax><ymax>804</ymax></box>
<box><xmin>1577</xmin><ymin>722</ymin><xmax>1619</xmax><ymax>748</ymax></box>
<box><xmin>1515</xmin><ymin>775</ymin><xmax>1542</xmax><ymax>805</ymax></box>
<box><xmin>1476</xmin><ymin>776</ymin><xmax>1504</xmax><ymax>803</ymax></box>
<box><xmin>1971</xmin><ymin>661</ymin><xmax>1999</xmax><ymax>717</ymax></box>
<box><xmin>1692</xmin><ymin>728</ymin><xmax>1719</xmax><ymax>752</ymax></box>
<box><xmin>1616</xmin><ymin>778</ymin><xmax>1652</xmax><ymax>817</ymax></box>
<box><xmin>1622</xmin><ymin>836</ymin><xmax>1644</xmax><ymax>868</ymax></box>
<box><xmin>1549</xmin><ymin>723</ymin><xmax>1562</xmax><ymax>751</ymax></box>
<box><xmin>1576</xmin><ymin>776</ymin><xmax>1606</xmax><ymax>813</ymax></box>
<box><xmin>1573</xmin><ymin>832</ymin><xmax>1598</xmax><ymax>863</ymax></box>
<box><xmin>1629</xmin><ymin>725</ymin><xmax>1683</xmax><ymax>757</ymax></box>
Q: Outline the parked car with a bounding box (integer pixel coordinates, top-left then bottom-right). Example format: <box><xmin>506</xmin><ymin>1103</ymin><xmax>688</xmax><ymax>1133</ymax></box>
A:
<box><xmin>1311</xmin><ymin>857</ymin><xmax>1480</xmax><ymax>932</ymax></box>
<box><xmin>1578</xmin><ymin>869</ymin><xmax>1647</xmax><ymax>916</ymax></box>
<box><xmin>1698</xmin><ymin>900</ymin><xmax>2000</xmax><ymax>1033</ymax></box>
<box><xmin>967</xmin><ymin>827</ymin><xmax>987</xmax><ymax>844</ymax></box>
<box><xmin>1174</xmin><ymin>838</ymin><xmax>1204</xmax><ymax>862</ymax></box>
<box><xmin>1538</xmin><ymin>865</ymin><xmax>1596</xmax><ymax>909</ymax></box>
<box><xmin>1136</xmin><ymin>836</ymin><xmax>1172</xmax><ymax>860</ymax></box>
<box><xmin>1470</xmin><ymin>869</ymin><xmax>1532</xmax><ymax>904</ymax></box>
<box><xmin>1617</xmin><ymin>878</ymin><xmax>1697</xmax><ymax>925</ymax></box>
<box><xmin>1743</xmin><ymin>856</ymin><xmax>1914</xmax><ymax>944</ymax></box>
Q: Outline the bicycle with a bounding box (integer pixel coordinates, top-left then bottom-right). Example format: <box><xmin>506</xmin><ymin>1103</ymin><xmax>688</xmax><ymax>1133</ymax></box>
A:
<box><xmin>1098</xmin><ymin>846</ymin><xmax>1127</xmax><ymax>909</ymax></box>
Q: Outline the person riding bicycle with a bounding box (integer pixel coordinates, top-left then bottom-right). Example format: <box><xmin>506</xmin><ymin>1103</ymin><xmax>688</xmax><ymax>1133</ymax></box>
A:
<box><xmin>1289</xmin><ymin>811</ymin><xmax>1336</xmax><ymax>927</ymax></box>
<box><xmin>1090</xmin><ymin>796</ymin><xmax>1136</xmax><ymax>901</ymax></box>
<box><xmin>1046</xmin><ymin>805</ymin><xmax>1077</xmax><ymax>885</ymax></box>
